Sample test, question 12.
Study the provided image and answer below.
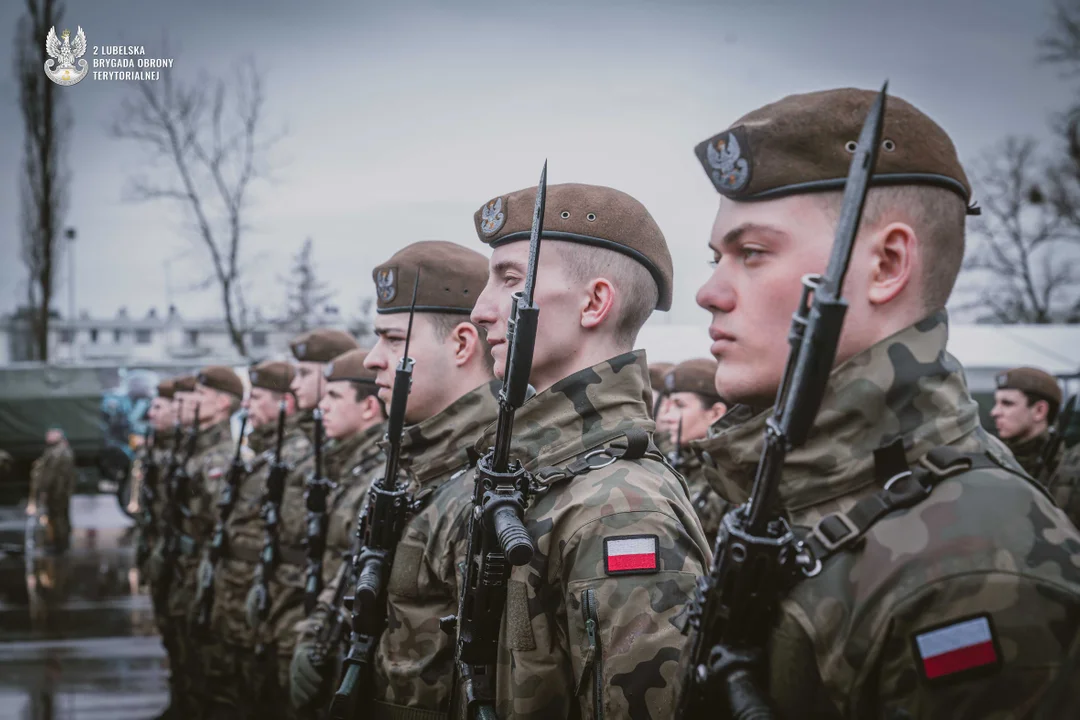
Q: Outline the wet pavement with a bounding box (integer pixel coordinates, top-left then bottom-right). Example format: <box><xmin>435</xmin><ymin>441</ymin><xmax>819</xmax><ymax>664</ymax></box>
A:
<box><xmin>0</xmin><ymin>495</ymin><xmax>168</xmax><ymax>719</ymax></box>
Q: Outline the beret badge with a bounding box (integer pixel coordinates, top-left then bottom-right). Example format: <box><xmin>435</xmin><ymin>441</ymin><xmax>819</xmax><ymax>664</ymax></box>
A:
<box><xmin>376</xmin><ymin>268</ymin><xmax>397</xmax><ymax>303</ymax></box>
<box><xmin>324</xmin><ymin>361</ymin><xmax>334</xmax><ymax>379</ymax></box>
<box><xmin>995</xmin><ymin>372</ymin><xmax>1008</xmax><ymax>388</ymax></box>
<box><xmin>479</xmin><ymin>197</ymin><xmax>506</xmax><ymax>236</ymax></box>
<box><xmin>706</xmin><ymin>129</ymin><xmax>751</xmax><ymax>193</ymax></box>
<box><xmin>249</xmin><ymin>371</ymin><xmax>259</xmax><ymax>385</ymax></box>
<box><xmin>296</xmin><ymin>342</ymin><xmax>306</xmax><ymax>359</ymax></box>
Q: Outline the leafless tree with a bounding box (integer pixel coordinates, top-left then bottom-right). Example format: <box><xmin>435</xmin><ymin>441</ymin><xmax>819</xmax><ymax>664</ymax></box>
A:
<box><xmin>15</xmin><ymin>0</ymin><xmax>71</xmax><ymax>361</ymax></box>
<box><xmin>347</xmin><ymin>297</ymin><xmax>376</xmax><ymax>348</ymax></box>
<box><xmin>960</xmin><ymin>137</ymin><xmax>1080</xmax><ymax>323</ymax></box>
<box><xmin>281</xmin><ymin>238</ymin><xmax>335</xmax><ymax>332</ymax></box>
<box><xmin>110</xmin><ymin>56</ymin><xmax>283</xmax><ymax>358</ymax></box>
<box><xmin>1042</xmin><ymin>0</ymin><xmax>1080</xmax><ymax>73</ymax></box>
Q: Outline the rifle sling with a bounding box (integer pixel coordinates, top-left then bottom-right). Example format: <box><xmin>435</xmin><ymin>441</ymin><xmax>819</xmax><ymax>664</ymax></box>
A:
<box><xmin>802</xmin><ymin>443</ymin><xmax>1003</xmax><ymax>567</ymax></box>
<box><xmin>533</xmin><ymin>427</ymin><xmax>654</xmax><ymax>488</ymax></box>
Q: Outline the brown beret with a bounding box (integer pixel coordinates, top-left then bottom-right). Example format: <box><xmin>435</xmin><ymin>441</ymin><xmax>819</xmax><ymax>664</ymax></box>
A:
<box><xmin>173</xmin><ymin>375</ymin><xmax>197</xmax><ymax>393</ymax></box>
<box><xmin>196</xmin><ymin>365</ymin><xmax>245</xmax><ymax>399</ymax></box>
<box><xmin>373</xmin><ymin>241</ymin><xmax>488</xmax><ymax>315</ymax></box>
<box><xmin>248</xmin><ymin>361</ymin><xmax>295</xmax><ymax>393</ymax></box>
<box><xmin>473</xmin><ymin>183</ymin><xmax>674</xmax><ymax>311</ymax></box>
<box><xmin>290</xmin><ymin>328</ymin><xmax>359</xmax><ymax>363</ymax></box>
<box><xmin>664</xmin><ymin>358</ymin><xmax>722</xmax><ymax>401</ymax></box>
<box><xmin>648</xmin><ymin>362</ymin><xmax>674</xmax><ymax>393</ymax></box>
<box><xmin>694</xmin><ymin>88</ymin><xmax>976</xmax><ymax>214</ymax></box>
<box><xmin>324</xmin><ymin>349</ymin><xmax>377</xmax><ymax>384</ymax></box>
<box><xmin>995</xmin><ymin>367</ymin><xmax>1062</xmax><ymax>409</ymax></box>
<box><xmin>156</xmin><ymin>379</ymin><xmax>176</xmax><ymax>400</ymax></box>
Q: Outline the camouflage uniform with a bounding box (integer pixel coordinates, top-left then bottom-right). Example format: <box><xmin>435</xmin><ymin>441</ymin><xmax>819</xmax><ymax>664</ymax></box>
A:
<box><xmin>1004</xmin><ymin>429</ymin><xmax>1056</xmax><ymax>480</ymax></box>
<box><xmin>678</xmin><ymin>445</ymin><xmax>726</xmax><ymax>548</ymax></box>
<box><xmin>164</xmin><ymin>419</ymin><xmax>233</xmax><ymax>716</ymax></box>
<box><xmin>469</xmin><ymin>352</ymin><xmax>710</xmax><ymax>719</ymax></box>
<box><xmin>694</xmin><ymin>311</ymin><xmax>1080</xmax><ymax>717</ymax></box>
<box><xmin>1047</xmin><ymin>442</ymin><xmax>1080</xmax><ymax>530</ymax></box>
<box><xmin>28</xmin><ymin>440</ymin><xmax>77</xmax><ymax>553</ymax></box>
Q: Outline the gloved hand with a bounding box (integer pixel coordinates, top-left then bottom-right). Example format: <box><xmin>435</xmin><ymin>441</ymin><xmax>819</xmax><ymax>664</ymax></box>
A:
<box><xmin>290</xmin><ymin>641</ymin><xmax>328</xmax><ymax>709</ymax></box>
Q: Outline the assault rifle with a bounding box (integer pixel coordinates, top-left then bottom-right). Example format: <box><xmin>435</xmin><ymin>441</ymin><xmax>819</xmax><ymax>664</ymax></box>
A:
<box><xmin>675</xmin><ymin>85</ymin><xmax>888</xmax><ymax>719</ymax></box>
<box><xmin>304</xmin><ymin>380</ymin><xmax>333</xmax><ymax>615</ymax></box>
<box><xmin>329</xmin><ymin>276</ymin><xmax>420</xmax><ymax>719</ymax></box>
<box><xmin>1036</xmin><ymin>395</ymin><xmax>1076</xmax><ymax>485</ymax></box>
<box><xmin>154</xmin><ymin>401</ymin><xmax>199</xmax><ymax>616</ymax></box>
<box><xmin>668</xmin><ymin>415</ymin><xmax>684</xmax><ymax>469</ymax></box>
<box><xmin>251</xmin><ymin>383</ymin><xmax>290</xmax><ymax>656</ymax></box>
<box><xmin>194</xmin><ymin>410</ymin><xmax>250</xmax><ymax>634</ymax></box>
<box><xmin>444</xmin><ymin>162</ymin><xmax>547</xmax><ymax>720</ymax></box>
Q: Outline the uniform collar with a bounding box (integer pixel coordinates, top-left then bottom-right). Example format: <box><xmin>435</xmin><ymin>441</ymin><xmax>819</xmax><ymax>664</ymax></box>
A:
<box><xmin>474</xmin><ymin>350</ymin><xmax>654</xmax><ymax>472</ymax></box>
<box><xmin>694</xmin><ymin>311</ymin><xmax>980</xmax><ymax>514</ymax></box>
<box><xmin>401</xmin><ymin>379</ymin><xmax>501</xmax><ymax>486</ymax></box>
<box><xmin>334</xmin><ymin>422</ymin><xmax>385</xmax><ymax>477</ymax></box>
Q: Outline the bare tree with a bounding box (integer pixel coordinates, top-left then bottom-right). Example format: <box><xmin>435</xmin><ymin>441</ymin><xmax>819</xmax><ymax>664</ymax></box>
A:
<box><xmin>15</xmin><ymin>0</ymin><xmax>71</xmax><ymax>361</ymax></box>
<box><xmin>110</xmin><ymin>56</ymin><xmax>283</xmax><ymax>358</ymax></box>
<box><xmin>281</xmin><ymin>238</ymin><xmax>334</xmax><ymax>332</ymax></box>
<box><xmin>347</xmin><ymin>297</ymin><xmax>376</xmax><ymax>348</ymax></box>
<box><xmin>959</xmin><ymin>137</ymin><xmax>1080</xmax><ymax>323</ymax></box>
<box><xmin>1042</xmin><ymin>0</ymin><xmax>1080</xmax><ymax>73</ymax></box>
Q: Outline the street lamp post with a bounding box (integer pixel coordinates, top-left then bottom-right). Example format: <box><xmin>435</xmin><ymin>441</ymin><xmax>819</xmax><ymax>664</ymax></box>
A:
<box><xmin>64</xmin><ymin>227</ymin><xmax>76</xmax><ymax>321</ymax></box>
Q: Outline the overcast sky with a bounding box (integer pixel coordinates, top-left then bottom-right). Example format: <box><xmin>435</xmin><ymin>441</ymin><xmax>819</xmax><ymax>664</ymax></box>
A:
<box><xmin>0</xmin><ymin>0</ymin><xmax>1073</xmax><ymax>331</ymax></box>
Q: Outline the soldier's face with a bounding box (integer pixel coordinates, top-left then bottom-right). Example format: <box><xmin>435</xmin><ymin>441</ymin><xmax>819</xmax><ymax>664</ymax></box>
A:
<box><xmin>195</xmin><ymin>385</ymin><xmax>234</xmax><ymax>424</ymax></box>
<box><xmin>991</xmin><ymin>389</ymin><xmax>1047</xmax><ymax>440</ymax></box>
<box><xmin>319</xmin><ymin>381</ymin><xmax>377</xmax><ymax>438</ymax></box>
<box><xmin>472</xmin><ymin>241</ymin><xmax>584</xmax><ymax>393</ymax></box>
<box><xmin>656</xmin><ymin>392</ymin><xmax>726</xmax><ymax>446</ymax></box>
<box><xmin>366</xmin><ymin>314</ymin><xmax>455</xmax><ymax>424</ymax></box>
<box><xmin>696</xmin><ymin>196</ymin><xmax>874</xmax><ymax>406</ymax></box>
<box><xmin>291</xmin><ymin>361</ymin><xmax>325</xmax><ymax>411</ymax></box>
<box><xmin>148</xmin><ymin>397</ymin><xmax>175</xmax><ymax>431</ymax></box>
<box><xmin>248</xmin><ymin>387</ymin><xmax>284</xmax><ymax>428</ymax></box>
<box><xmin>174</xmin><ymin>392</ymin><xmax>196</xmax><ymax>425</ymax></box>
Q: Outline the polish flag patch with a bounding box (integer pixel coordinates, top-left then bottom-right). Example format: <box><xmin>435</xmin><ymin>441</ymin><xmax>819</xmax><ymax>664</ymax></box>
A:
<box><xmin>604</xmin><ymin>535</ymin><xmax>659</xmax><ymax>575</ymax></box>
<box><xmin>912</xmin><ymin>614</ymin><xmax>1001</xmax><ymax>682</ymax></box>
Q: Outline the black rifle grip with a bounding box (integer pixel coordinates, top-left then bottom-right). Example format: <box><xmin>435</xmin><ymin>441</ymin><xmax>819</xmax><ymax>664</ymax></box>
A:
<box><xmin>355</xmin><ymin>558</ymin><xmax>382</xmax><ymax>613</ymax></box>
<box><xmin>493</xmin><ymin>506</ymin><xmax>534</xmax><ymax>567</ymax></box>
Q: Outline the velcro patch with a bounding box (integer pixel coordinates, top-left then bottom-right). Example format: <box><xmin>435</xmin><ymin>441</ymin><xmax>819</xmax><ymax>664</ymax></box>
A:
<box><xmin>912</xmin><ymin>614</ymin><xmax>1001</xmax><ymax>683</ymax></box>
<box><xmin>603</xmin><ymin>535</ymin><xmax>659</xmax><ymax>575</ymax></box>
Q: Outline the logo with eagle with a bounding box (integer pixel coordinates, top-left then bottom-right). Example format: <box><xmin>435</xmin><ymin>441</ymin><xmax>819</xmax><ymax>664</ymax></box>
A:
<box><xmin>44</xmin><ymin>26</ymin><xmax>88</xmax><ymax>86</ymax></box>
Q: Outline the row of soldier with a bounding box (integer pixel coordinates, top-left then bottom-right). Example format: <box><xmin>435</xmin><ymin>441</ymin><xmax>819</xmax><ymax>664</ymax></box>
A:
<box><xmin>126</xmin><ymin>85</ymin><xmax>1080</xmax><ymax>720</ymax></box>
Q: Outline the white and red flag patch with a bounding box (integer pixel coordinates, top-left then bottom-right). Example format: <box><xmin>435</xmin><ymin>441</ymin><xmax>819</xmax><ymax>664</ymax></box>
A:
<box><xmin>603</xmin><ymin>535</ymin><xmax>659</xmax><ymax>575</ymax></box>
<box><xmin>912</xmin><ymin>614</ymin><xmax>1001</xmax><ymax>682</ymax></box>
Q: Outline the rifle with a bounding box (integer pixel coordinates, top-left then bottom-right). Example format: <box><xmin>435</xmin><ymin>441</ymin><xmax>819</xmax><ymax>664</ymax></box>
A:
<box><xmin>153</xmin><ymin>400</ymin><xmax>196</xmax><ymax>616</ymax></box>
<box><xmin>443</xmin><ymin>162</ymin><xmax>547</xmax><ymax>720</ymax></box>
<box><xmin>310</xmin><ymin>553</ymin><xmax>356</xmax><ymax>669</ymax></box>
<box><xmin>304</xmin><ymin>376</ymin><xmax>334</xmax><ymax>615</ymax></box>
<box><xmin>329</xmin><ymin>276</ymin><xmax>420</xmax><ymax>719</ymax></box>
<box><xmin>251</xmin><ymin>378</ymin><xmax>291</xmax><ymax>656</ymax></box>
<box><xmin>194</xmin><ymin>410</ymin><xmax>250</xmax><ymax>633</ymax></box>
<box><xmin>1036</xmin><ymin>395</ymin><xmax>1076</xmax><ymax>484</ymax></box>
<box><xmin>675</xmin><ymin>85</ymin><xmax>887</xmax><ymax>719</ymax></box>
<box><xmin>668</xmin><ymin>414</ymin><xmax>684</xmax><ymax>469</ymax></box>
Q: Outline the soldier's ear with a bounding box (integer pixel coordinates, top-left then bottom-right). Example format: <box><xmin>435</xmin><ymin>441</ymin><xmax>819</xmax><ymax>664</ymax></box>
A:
<box><xmin>452</xmin><ymin>321</ymin><xmax>481</xmax><ymax>368</ymax></box>
<box><xmin>865</xmin><ymin>221</ymin><xmax>916</xmax><ymax>308</ymax></box>
<box><xmin>580</xmin><ymin>278</ymin><xmax>616</xmax><ymax>331</ymax></box>
<box><xmin>1032</xmin><ymin>398</ymin><xmax>1050</xmax><ymax>424</ymax></box>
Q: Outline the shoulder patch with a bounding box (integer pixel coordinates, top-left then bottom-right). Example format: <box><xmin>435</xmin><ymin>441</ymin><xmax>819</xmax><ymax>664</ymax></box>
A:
<box><xmin>207</xmin><ymin>466</ymin><xmax>225</xmax><ymax>480</ymax></box>
<box><xmin>604</xmin><ymin>534</ymin><xmax>659</xmax><ymax>575</ymax></box>
<box><xmin>912</xmin><ymin>613</ymin><xmax>1001</xmax><ymax>683</ymax></box>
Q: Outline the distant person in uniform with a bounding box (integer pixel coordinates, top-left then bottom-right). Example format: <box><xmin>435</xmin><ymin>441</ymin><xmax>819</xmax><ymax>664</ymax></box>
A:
<box><xmin>27</xmin><ymin>427</ymin><xmax>77</xmax><ymax>554</ymax></box>
<box><xmin>0</xmin><ymin>449</ymin><xmax>13</xmax><ymax>483</ymax></box>
<box><xmin>991</xmin><ymin>366</ymin><xmax>1063</xmax><ymax>478</ymax></box>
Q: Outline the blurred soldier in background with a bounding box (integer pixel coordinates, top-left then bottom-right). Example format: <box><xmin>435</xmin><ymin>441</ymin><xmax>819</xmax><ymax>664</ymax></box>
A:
<box><xmin>991</xmin><ymin>366</ymin><xmax>1064</xmax><ymax>478</ymax></box>
<box><xmin>27</xmin><ymin>427</ymin><xmax>77</xmax><ymax>555</ymax></box>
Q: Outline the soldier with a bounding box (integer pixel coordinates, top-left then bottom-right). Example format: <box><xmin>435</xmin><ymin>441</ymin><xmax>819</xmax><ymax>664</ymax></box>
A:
<box><xmin>289</xmin><ymin>240</ymin><xmax>499</xmax><ymax>716</ymax></box>
<box><xmin>690</xmin><ymin>87</ymin><xmax>1080</xmax><ymax>716</ymax></box>
<box><xmin>991</xmin><ymin>366</ymin><xmax>1064</xmax><ymax>478</ymax></box>
<box><xmin>1049</xmin><ymin>442</ymin><xmax>1080</xmax><ymax>529</ymax></box>
<box><xmin>27</xmin><ymin>426</ymin><xmax>77</xmax><ymax>554</ymax></box>
<box><xmin>170</xmin><ymin>365</ymin><xmax>243</xmax><ymax>717</ymax></box>
<box><xmin>252</xmin><ymin>328</ymin><xmax>358</xmax><ymax>719</ymax></box>
<box><xmin>465</xmin><ymin>183</ymin><xmax>711</xmax><ymax>718</ymax></box>
<box><xmin>655</xmin><ymin>358</ymin><xmax>728</xmax><ymax>544</ymax></box>
<box><xmin>648</xmin><ymin>361</ymin><xmax>675</xmax><ymax>455</ymax></box>
<box><xmin>131</xmin><ymin>379</ymin><xmax>177</xmax><ymax>583</ymax></box>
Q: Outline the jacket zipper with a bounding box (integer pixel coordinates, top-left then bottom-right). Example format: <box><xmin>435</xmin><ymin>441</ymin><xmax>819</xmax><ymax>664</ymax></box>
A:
<box><xmin>582</xmin><ymin>588</ymin><xmax>604</xmax><ymax>719</ymax></box>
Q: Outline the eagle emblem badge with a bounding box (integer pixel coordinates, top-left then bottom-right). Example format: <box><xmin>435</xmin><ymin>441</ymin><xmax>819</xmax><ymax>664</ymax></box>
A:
<box><xmin>705</xmin><ymin>130</ymin><xmax>751</xmax><ymax>193</ymax></box>
<box><xmin>44</xmin><ymin>26</ymin><xmax>89</xmax><ymax>86</ymax></box>
<box><xmin>480</xmin><ymin>197</ymin><xmax>506</xmax><ymax>236</ymax></box>
<box><xmin>376</xmin><ymin>268</ymin><xmax>397</xmax><ymax>303</ymax></box>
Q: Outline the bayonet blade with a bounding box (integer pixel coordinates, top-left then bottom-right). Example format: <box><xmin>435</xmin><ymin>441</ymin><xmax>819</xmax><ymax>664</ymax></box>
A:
<box><xmin>523</xmin><ymin>160</ymin><xmax>547</xmax><ymax>306</ymax></box>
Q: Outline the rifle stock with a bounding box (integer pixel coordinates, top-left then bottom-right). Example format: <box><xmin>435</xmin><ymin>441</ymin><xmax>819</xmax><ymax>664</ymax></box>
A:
<box><xmin>676</xmin><ymin>85</ymin><xmax>888</xmax><ymax>719</ymax></box>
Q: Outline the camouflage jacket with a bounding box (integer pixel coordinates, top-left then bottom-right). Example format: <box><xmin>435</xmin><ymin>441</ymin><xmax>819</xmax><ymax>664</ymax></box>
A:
<box><xmin>1004</xmin><ymin>429</ymin><xmax>1055</xmax><ymax>480</ymax></box>
<box><xmin>1047</xmin><ymin>442</ymin><xmax>1080</xmax><ymax>531</ymax></box>
<box><xmin>695</xmin><ymin>311</ymin><xmax>1080</xmax><ymax>718</ymax></box>
<box><xmin>29</xmin><ymin>441</ymin><xmax>76</xmax><ymax>509</ymax></box>
<box><xmin>470</xmin><ymin>351</ymin><xmax>710</xmax><ymax>720</ymax></box>
<box><xmin>322</xmin><ymin>422</ymin><xmax>386</xmax><ymax>588</ymax></box>
<box><xmin>678</xmin><ymin>445</ymin><xmax>726</xmax><ymax>548</ymax></box>
<box><xmin>371</xmin><ymin>379</ymin><xmax>501</xmax><ymax>712</ymax></box>
<box><xmin>167</xmin><ymin>419</ymin><xmax>234</xmax><ymax>618</ymax></box>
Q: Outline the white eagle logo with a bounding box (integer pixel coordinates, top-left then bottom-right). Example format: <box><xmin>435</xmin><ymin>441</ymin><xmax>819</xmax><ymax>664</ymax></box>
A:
<box><xmin>44</xmin><ymin>26</ymin><xmax>88</xmax><ymax>86</ymax></box>
<box><xmin>376</xmin><ymin>268</ymin><xmax>397</xmax><ymax>303</ymax></box>
<box><xmin>480</xmin><ymin>197</ymin><xmax>506</xmax><ymax>236</ymax></box>
<box><xmin>706</xmin><ymin>132</ymin><xmax>750</xmax><ymax>192</ymax></box>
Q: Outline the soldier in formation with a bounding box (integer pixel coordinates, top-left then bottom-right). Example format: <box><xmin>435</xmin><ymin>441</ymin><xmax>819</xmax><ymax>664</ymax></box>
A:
<box><xmin>655</xmin><ymin>357</ymin><xmax>729</xmax><ymax>544</ymax></box>
<box><xmin>991</xmin><ymin>366</ymin><xmax>1065</xmax><ymax>479</ymax></box>
<box><xmin>27</xmin><ymin>426</ymin><xmax>77</xmax><ymax>554</ymax></box>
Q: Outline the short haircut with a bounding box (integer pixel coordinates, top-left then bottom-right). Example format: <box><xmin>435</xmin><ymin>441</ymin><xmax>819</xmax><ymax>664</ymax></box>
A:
<box><xmin>815</xmin><ymin>185</ymin><xmax>967</xmax><ymax>314</ymax></box>
<box><xmin>425</xmin><ymin>313</ymin><xmax>495</xmax><ymax>374</ymax></box>
<box><xmin>1022</xmin><ymin>390</ymin><xmax>1060</xmax><ymax>425</ymax></box>
<box><xmin>551</xmin><ymin>241</ymin><xmax>658</xmax><ymax>347</ymax></box>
